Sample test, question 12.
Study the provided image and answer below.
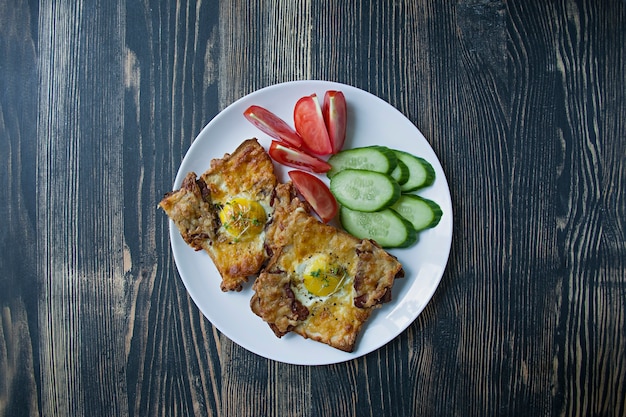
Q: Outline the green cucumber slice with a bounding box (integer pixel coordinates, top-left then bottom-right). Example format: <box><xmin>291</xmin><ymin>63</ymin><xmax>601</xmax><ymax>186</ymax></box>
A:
<box><xmin>390</xmin><ymin>158</ymin><xmax>410</xmax><ymax>185</ymax></box>
<box><xmin>330</xmin><ymin>169</ymin><xmax>400</xmax><ymax>212</ymax></box>
<box><xmin>392</xmin><ymin>194</ymin><xmax>443</xmax><ymax>231</ymax></box>
<box><xmin>393</xmin><ymin>150</ymin><xmax>436</xmax><ymax>192</ymax></box>
<box><xmin>340</xmin><ymin>206</ymin><xmax>417</xmax><ymax>248</ymax></box>
<box><xmin>328</xmin><ymin>146</ymin><xmax>397</xmax><ymax>177</ymax></box>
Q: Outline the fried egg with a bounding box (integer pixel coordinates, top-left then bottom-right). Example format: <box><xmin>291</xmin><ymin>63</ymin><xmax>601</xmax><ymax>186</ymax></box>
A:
<box><xmin>160</xmin><ymin>139</ymin><xmax>277</xmax><ymax>291</ymax></box>
<box><xmin>218</xmin><ymin>197</ymin><xmax>268</xmax><ymax>240</ymax></box>
<box><xmin>294</xmin><ymin>253</ymin><xmax>348</xmax><ymax>305</ymax></box>
<box><xmin>251</xmin><ymin>183</ymin><xmax>404</xmax><ymax>352</ymax></box>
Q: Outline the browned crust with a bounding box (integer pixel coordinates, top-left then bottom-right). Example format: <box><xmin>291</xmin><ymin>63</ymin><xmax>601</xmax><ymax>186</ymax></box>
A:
<box><xmin>158</xmin><ymin>172</ymin><xmax>218</xmax><ymax>251</ymax></box>
<box><xmin>250</xmin><ymin>249</ymin><xmax>310</xmax><ymax>337</ymax></box>
<box><xmin>353</xmin><ymin>239</ymin><xmax>404</xmax><ymax>309</ymax></box>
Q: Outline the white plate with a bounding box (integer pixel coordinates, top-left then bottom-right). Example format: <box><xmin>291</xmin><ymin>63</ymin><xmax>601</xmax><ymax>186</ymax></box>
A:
<box><xmin>169</xmin><ymin>80</ymin><xmax>453</xmax><ymax>365</ymax></box>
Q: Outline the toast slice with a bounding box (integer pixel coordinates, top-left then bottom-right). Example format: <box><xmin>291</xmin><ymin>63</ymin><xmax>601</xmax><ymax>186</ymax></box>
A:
<box><xmin>250</xmin><ymin>183</ymin><xmax>404</xmax><ymax>352</ymax></box>
<box><xmin>160</xmin><ymin>139</ymin><xmax>277</xmax><ymax>291</ymax></box>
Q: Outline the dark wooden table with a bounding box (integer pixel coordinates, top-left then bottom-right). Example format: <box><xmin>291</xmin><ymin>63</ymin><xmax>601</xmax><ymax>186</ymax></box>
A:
<box><xmin>2</xmin><ymin>1</ymin><xmax>625</xmax><ymax>416</ymax></box>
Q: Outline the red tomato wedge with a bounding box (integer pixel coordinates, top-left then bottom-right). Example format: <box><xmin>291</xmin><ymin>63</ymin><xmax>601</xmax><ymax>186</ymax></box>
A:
<box><xmin>268</xmin><ymin>141</ymin><xmax>331</xmax><ymax>173</ymax></box>
<box><xmin>244</xmin><ymin>105</ymin><xmax>303</xmax><ymax>148</ymax></box>
<box><xmin>288</xmin><ymin>170</ymin><xmax>338</xmax><ymax>223</ymax></box>
<box><xmin>293</xmin><ymin>94</ymin><xmax>333</xmax><ymax>156</ymax></box>
<box><xmin>323</xmin><ymin>91</ymin><xmax>347</xmax><ymax>154</ymax></box>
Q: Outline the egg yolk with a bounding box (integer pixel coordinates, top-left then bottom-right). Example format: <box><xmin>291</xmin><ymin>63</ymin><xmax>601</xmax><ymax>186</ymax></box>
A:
<box><xmin>219</xmin><ymin>198</ymin><xmax>266</xmax><ymax>240</ymax></box>
<box><xmin>303</xmin><ymin>256</ymin><xmax>346</xmax><ymax>297</ymax></box>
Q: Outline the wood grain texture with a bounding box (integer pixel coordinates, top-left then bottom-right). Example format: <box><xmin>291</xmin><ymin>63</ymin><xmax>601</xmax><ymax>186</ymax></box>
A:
<box><xmin>548</xmin><ymin>2</ymin><xmax>626</xmax><ymax>415</ymax></box>
<box><xmin>35</xmin><ymin>1</ymin><xmax>129</xmax><ymax>415</ymax></box>
<box><xmin>0</xmin><ymin>0</ymin><xmax>40</xmax><ymax>416</ymax></box>
<box><xmin>0</xmin><ymin>0</ymin><xmax>625</xmax><ymax>416</ymax></box>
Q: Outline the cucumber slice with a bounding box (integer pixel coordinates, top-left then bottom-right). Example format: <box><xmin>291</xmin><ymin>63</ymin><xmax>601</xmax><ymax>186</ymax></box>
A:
<box><xmin>393</xmin><ymin>150</ymin><xmax>436</xmax><ymax>192</ymax></box>
<box><xmin>330</xmin><ymin>169</ymin><xmax>400</xmax><ymax>212</ymax></box>
<box><xmin>340</xmin><ymin>206</ymin><xmax>417</xmax><ymax>248</ymax></box>
<box><xmin>390</xmin><ymin>158</ymin><xmax>410</xmax><ymax>185</ymax></box>
<box><xmin>392</xmin><ymin>194</ymin><xmax>443</xmax><ymax>231</ymax></box>
<box><xmin>328</xmin><ymin>146</ymin><xmax>397</xmax><ymax>177</ymax></box>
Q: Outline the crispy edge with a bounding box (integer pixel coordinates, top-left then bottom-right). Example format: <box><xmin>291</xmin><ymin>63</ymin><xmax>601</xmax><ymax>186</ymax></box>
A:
<box><xmin>353</xmin><ymin>239</ymin><xmax>404</xmax><ymax>309</ymax></box>
<box><xmin>250</xmin><ymin>250</ymin><xmax>310</xmax><ymax>337</ymax></box>
<box><xmin>158</xmin><ymin>172</ymin><xmax>218</xmax><ymax>250</ymax></box>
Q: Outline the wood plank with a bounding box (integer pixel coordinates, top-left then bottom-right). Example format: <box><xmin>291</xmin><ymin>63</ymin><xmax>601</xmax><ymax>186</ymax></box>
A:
<box><xmin>35</xmin><ymin>1</ymin><xmax>130</xmax><ymax>415</ymax></box>
<box><xmin>0</xmin><ymin>0</ymin><xmax>42</xmax><ymax>416</ymax></box>
<box><xmin>547</xmin><ymin>1</ymin><xmax>626</xmax><ymax>416</ymax></box>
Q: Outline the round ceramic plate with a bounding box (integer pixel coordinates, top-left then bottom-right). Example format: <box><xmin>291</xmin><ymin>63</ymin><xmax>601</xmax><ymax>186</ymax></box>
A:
<box><xmin>169</xmin><ymin>80</ymin><xmax>453</xmax><ymax>365</ymax></box>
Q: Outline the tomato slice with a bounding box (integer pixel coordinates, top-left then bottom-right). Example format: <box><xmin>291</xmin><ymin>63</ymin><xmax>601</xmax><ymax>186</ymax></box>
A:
<box><xmin>323</xmin><ymin>91</ymin><xmax>347</xmax><ymax>154</ymax></box>
<box><xmin>288</xmin><ymin>170</ymin><xmax>338</xmax><ymax>223</ymax></box>
<box><xmin>268</xmin><ymin>141</ymin><xmax>331</xmax><ymax>173</ymax></box>
<box><xmin>293</xmin><ymin>94</ymin><xmax>333</xmax><ymax>156</ymax></box>
<box><xmin>244</xmin><ymin>105</ymin><xmax>303</xmax><ymax>148</ymax></box>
